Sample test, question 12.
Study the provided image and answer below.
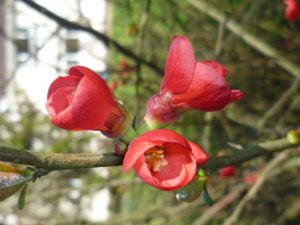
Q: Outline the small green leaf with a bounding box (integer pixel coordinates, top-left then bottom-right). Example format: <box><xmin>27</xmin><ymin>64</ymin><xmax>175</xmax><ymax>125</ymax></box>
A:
<box><xmin>175</xmin><ymin>170</ymin><xmax>208</xmax><ymax>203</ymax></box>
<box><xmin>18</xmin><ymin>184</ymin><xmax>28</xmax><ymax>210</ymax></box>
<box><xmin>203</xmin><ymin>187</ymin><xmax>214</xmax><ymax>206</ymax></box>
<box><xmin>0</xmin><ymin>172</ymin><xmax>32</xmax><ymax>201</ymax></box>
<box><xmin>175</xmin><ymin>178</ymin><xmax>204</xmax><ymax>202</ymax></box>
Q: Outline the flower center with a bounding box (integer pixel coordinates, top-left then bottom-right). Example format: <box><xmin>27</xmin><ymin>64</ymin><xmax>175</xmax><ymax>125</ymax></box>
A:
<box><xmin>145</xmin><ymin>146</ymin><xmax>168</xmax><ymax>172</ymax></box>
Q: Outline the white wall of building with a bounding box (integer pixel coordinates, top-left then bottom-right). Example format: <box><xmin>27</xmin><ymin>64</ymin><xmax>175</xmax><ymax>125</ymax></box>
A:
<box><xmin>2</xmin><ymin>0</ymin><xmax>108</xmax><ymax>113</ymax></box>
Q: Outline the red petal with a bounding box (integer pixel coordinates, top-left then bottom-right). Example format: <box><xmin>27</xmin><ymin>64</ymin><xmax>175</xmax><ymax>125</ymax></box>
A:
<box><xmin>284</xmin><ymin>0</ymin><xmax>300</xmax><ymax>21</ymax></box>
<box><xmin>47</xmin><ymin>75</ymin><xmax>81</xmax><ymax>99</ymax></box>
<box><xmin>173</xmin><ymin>62</ymin><xmax>232</xmax><ymax>111</ymax></box>
<box><xmin>102</xmin><ymin>109</ymin><xmax>128</xmax><ymax>136</ymax></box>
<box><xmin>161</xmin><ymin>36</ymin><xmax>196</xmax><ymax>94</ymax></box>
<box><xmin>229</xmin><ymin>90</ymin><xmax>244</xmax><ymax>103</ymax></box>
<box><xmin>123</xmin><ymin>140</ymin><xmax>160</xmax><ymax>172</ymax></box>
<box><xmin>132</xmin><ymin>156</ymin><xmax>157</xmax><ymax>186</ymax></box>
<box><xmin>132</xmin><ymin>129</ymin><xmax>190</xmax><ymax>147</ymax></box>
<box><xmin>152</xmin><ymin>144</ymin><xmax>196</xmax><ymax>190</ymax></box>
<box><xmin>123</xmin><ymin>129</ymin><xmax>196</xmax><ymax>190</ymax></box>
<box><xmin>202</xmin><ymin>61</ymin><xmax>227</xmax><ymax>77</ymax></box>
<box><xmin>46</xmin><ymin>87</ymin><xmax>74</xmax><ymax>117</ymax></box>
<box><xmin>69</xmin><ymin>66</ymin><xmax>116</xmax><ymax>105</ymax></box>
<box><xmin>155</xmin><ymin>165</ymin><xmax>190</xmax><ymax>191</ymax></box>
<box><xmin>46</xmin><ymin>87</ymin><xmax>80</xmax><ymax>130</ymax></box>
<box><xmin>188</xmin><ymin>141</ymin><xmax>209</xmax><ymax>166</ymax></box>
<box><xmin>71</xmin><ymin>77</ymin><xmax>110</xmax><ymax>130</ymax></box>
<box><xmin>220</xmin><ymin>165</ymin><xmax>237</xmax><ymax>177</ymax></box>
<box><xmin>70</xmin><ymin>68</ymin><xmax>123</xmax><ymax>130</ymax></box>
<box><xmin>123</xmin><ymin>129</ymin><xmax>189</xmax><ymax>172</ymax></box>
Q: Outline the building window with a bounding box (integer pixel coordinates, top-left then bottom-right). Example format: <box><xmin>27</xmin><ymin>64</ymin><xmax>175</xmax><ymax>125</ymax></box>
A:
<box><xmin>15</xmin><ymin>28</ymin><xmax>29</xmax><ymax>54</ymax></box>
<box><xmin>15</xmin><ymin>39</ymin><xmax>29</xmax><ymax>53</ymax></box>
<box><xmin>65</xmin><ymin>38</ymin><xmax>79</xmax><ymax>53</ymax></box>
<box><xmin>15</xmin><ymin>28</ymin><xmax>31</xmax><ymax>63</ymax></box>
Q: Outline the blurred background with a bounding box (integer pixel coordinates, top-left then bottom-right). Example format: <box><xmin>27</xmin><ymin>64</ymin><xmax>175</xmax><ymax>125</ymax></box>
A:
<box><xmin>0</xmin><ymin>0</ymin><xmax>300</xmax><ymax>224</ymax></box>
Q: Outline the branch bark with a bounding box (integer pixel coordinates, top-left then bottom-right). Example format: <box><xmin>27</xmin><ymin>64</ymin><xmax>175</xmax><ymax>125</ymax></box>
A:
<box><xmin>0</xmin><ymin>138</ymin><xmax>298</xmax><ymax>172</ymax></box>
<box><xmin>0</xmin><ymin>146</ymin><xmax>123</xmax><ymax>170</ymax></box>
<box><xmin>19</xmin><ymin>0</ymin><xmax>163</xmax><ymax>75</ymax></box>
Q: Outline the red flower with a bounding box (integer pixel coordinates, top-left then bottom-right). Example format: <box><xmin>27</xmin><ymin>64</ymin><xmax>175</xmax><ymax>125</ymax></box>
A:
<box><xmin>244</xmin><ymin>174</ymin><xmax>258</xmax><ymax>184</ymax></box>
<box><xmin>145</xmin><ymin>36</ymin><xmax>243</xmax><ymax>124</ymax></box>
<box><xmin>284</xmin><ymin>0</ymin><xmax>300</xmax><ymax>21</ymax></box>
<box><xmin>46</xmin><ymin>66</ymin><xmax>128</xmax><ymax>137</ymax></box>
<box><xmin>123</xmin><ymin>129</ymin><xmax>209</xmax><ymax>191</ymax></box>
<box><xmin>220</xmin><ymin>165</ymin><xmax>237</xmax><ymax>177</ymax></box>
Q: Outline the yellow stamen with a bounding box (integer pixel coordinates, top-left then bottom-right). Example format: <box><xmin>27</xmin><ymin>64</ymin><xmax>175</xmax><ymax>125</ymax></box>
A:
<box><xmin>145</xmin><ymin>146</ymin><xmax>168</xmax><ymax>172</ymax></box>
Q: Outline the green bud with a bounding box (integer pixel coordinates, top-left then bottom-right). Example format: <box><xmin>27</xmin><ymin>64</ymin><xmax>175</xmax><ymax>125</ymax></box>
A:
<box><xmin>287</xmin><ymin>130</ymin><xmax>300</xmax><ymax>144</ymax></box>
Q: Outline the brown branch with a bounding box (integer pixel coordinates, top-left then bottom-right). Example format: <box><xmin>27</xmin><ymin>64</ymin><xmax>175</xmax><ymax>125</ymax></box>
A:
<box><xmin>188</xmin><ymin>0</ymin><xmax>300</xmax><ymax>79</ymax></box>
<box><xmin>223</xmin><ymin>150</ymin><xmax>293</xmax><ymax>225</ymax></box>
<box><xmin>204</xmin><ymin>138</ymin><xmax>298</xmax><ymax>172</ymax></box>
<box><xmin>19</xmin><ymin>0</ymin><xmax>163</xmax><ymax>75</ymax></box>
<box><xmin>0</xmin><ymin>146</ymin><xmax>123</xmax><ymax>171</ymax></box>
<box><xmin>257</xmin><ymin>78</ymin><xmax>300</xmax><ymax>129</ymax></box>
<box><xmin>193</xmin><ymin>185</ymin><xmax>247</xmax><ymax>225</ymax></box>
<box><xmin>0</xmin><ymin>138</ymin><xmax>298</xmax><ymax>172</ymax></box>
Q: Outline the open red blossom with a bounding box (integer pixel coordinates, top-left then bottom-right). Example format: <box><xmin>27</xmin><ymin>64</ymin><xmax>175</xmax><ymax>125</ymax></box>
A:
<box><xmin>284</xmin><ymin>0</ymin><xmax>300</xmax><ymax>21</ymax></box>
<box><xmin>123</xmin><ymin>129</ymin><xmax>209</xmax><ymax>191</ymax></box>
<box><xmin>46</xmin><ymin>66</ymin><xmax>128</xmax><ymax>137</ymax></box>
<box><xmin>145</xmin><ymin>36</ymin><xmax>243</xmax><ymax>124</ymax></box>
<box><xmin>220</xmin><ymin>165</ymin><xmax>237</xmax><ymax>178</ymax></box>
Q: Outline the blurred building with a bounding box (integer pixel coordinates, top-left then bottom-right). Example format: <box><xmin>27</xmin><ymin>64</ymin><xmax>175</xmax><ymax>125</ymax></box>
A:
<box><xmin>0</xmin><ymin>0</ymin><xmax>111</xmax><ymax>223</ymax></box>
<box><xmin>0</xmin><ymin>0</ymin><xmax>108</xmax><ymax>112</ymax></box>
<box><xmin>0</xmin><ymin>0</ymin><xmax>6</xmax><ymax>98</ymax></box>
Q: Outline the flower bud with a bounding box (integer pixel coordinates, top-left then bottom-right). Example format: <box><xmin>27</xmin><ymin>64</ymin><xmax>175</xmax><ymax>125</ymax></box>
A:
<box><xmin>46</xmin><ymin>66</ymin><xmax>130</xmax><ymax>138</ymax></box>
<box><xmin>145</xmin><ymin>36</ymin><xmax>243</xmax><ymax>125</ymax></box>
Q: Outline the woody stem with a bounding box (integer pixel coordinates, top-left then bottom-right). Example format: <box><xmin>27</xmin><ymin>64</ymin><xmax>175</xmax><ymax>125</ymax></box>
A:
<box><xmin>0</xmin><ymin>138</ymin><xmax>299</xmax><ymax>172</ymax></box>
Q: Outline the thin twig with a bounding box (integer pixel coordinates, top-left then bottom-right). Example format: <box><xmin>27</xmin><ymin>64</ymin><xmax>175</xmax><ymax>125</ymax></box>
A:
<box><xmin>188</xmin><ymin>0</ymin><xmax>300</xmax><ymax>79</ymax></box>
<box><xmin>257</xmin><ymin>78</ymin><xmax>300</xmax><ymax>129</ymax></box>
<box><xmin>193</xmin><ymin>185</ymin><xmax>247</xmax><ymax>225</ymax></box>
<box><xmin>201</xmin><ymin>112</ymin><xmax>214</xmax><ymax>151</ymax></box>
<box><xmin>226</xmin><ymin>106</ymin><xmax>281</xmax><ymax>135</ymax></box>
<box><xmin>201</xmin><ymin>20</ymin><xmax>226</xmax><ymax>151</ymax></box>
<box><xmin>215</xmin><ymin>20</ymin><xmax>226</xmax><ymax>59</ymax></box>
<box><xmin>223</xmin><ymin>149</ymin><xmax>296</xmax><ymax>225</ymax></box>
<box><xmin>277</xmin><ymin>94</ymin><xmax>300</xmax><ymax>129</ymax></box>
<box><xmin>135</xmin><ymin>0</ymin><xmax>152</xmax><ymax>116</ymax></box>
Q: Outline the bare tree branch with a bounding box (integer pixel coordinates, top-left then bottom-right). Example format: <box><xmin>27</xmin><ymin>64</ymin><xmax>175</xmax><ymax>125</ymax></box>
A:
<box><xmin>19</xmin><ymin>0</ymin><xmax>163</xmax><ymax>75</ymax></box>
<box><xmin>0</xmin><ymin>147</ymin><xmax>123</xmax><ymax>170</ymax></box>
